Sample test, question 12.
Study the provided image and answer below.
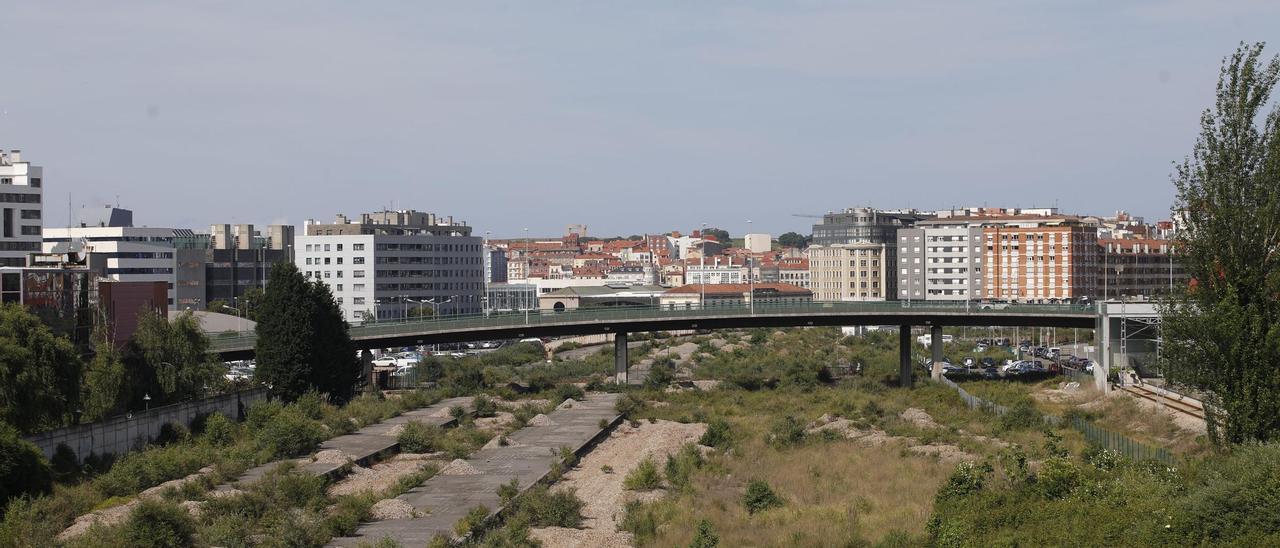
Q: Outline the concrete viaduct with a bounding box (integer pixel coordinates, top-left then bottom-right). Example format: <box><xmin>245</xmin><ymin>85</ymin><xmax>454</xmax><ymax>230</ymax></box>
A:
<box><xmin>212</xmin><ymin>302</ymin><xmax>1115</xmax><ymax>387</ymax></box>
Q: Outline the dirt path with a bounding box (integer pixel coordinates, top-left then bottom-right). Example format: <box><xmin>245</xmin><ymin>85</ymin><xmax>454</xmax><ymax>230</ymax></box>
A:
<box><xmin>529</xmin><ymin>420</ymin><xmax>707</xmax><ymax>548</ymax></box>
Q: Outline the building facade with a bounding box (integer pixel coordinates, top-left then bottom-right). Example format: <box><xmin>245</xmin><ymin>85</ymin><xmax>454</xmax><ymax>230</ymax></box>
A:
<box><xmin>981</xmin><ymin>218</ymin><xmax>1099</xmax><ymax>303</ymax></box>
<box><xmin>174</xmin><ymin>224</ymin><xmax>294</xmax><ymax>310</ymax></box>
<box><xmin>0</xmin><ymin>150</ymin><xmax>43</xmax><ymax>267</ymax></box>
<box><xmin>743</xmin><ymin>233</ymin><xmax>771</xmax><ymax>253</ymax></box>
<box><xmin>810</xmin><ymin>207</ymin><xmax>926</xmax><ymax>298</ymax></box>
<box><xmin>43</xmin><ymin>224</ymin><xmax>179</xmax><ymax>308</ymax></box>
<box><xmin>297</xmin><ymin>210</ymin><xmax>484</xmax><ymax>323</ymax></box>
<box><xmin>1097</xmin><ymin>238</ymin><xmax>1187</xmax><ymax>299</ymax></box>
<box><xmin>684</xmin><ymin>256</ymin><xmax>747</xmax><ymax>285</ymax></box>
<box><xmin>806</xmin><ymin>243</ymin><xmax>887</xmax><ymax>301</ymax></box>
<box><xmin>896</xmin><ymin>225</ymin><xmax>983</xmax><ymax>301</ymax></box>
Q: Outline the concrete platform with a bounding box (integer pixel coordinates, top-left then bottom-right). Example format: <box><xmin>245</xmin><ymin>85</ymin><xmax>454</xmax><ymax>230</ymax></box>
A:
<box><xmin>220</xmin><ymin>396</ymin><xmax>472</xmax><ymax>489</ymax></box>
<box><xmin>330</xmin><ymin>392</ymin><xmax>622</xmax><ymax>546</ymax></box>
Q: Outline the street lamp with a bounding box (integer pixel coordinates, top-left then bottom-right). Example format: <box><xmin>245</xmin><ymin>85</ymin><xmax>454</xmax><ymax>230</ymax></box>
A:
<box><xmin>746</xmin><ymin>219</ymin><xmax>754</xmax><ymax>316</ymax></box>
<box><xmin>700</xmin><ymin>222</ymin><xmax>707</xmax><ymax>309</ymax></box>
<box><xmin>143</xmin><ymin>393</ymin><xmax>151</xmax><ymax>411</ymax></box>
<box><xmin>224</xmin><ymin>306</ymin><xmax>243</xmax><ymax>333</ymax></box>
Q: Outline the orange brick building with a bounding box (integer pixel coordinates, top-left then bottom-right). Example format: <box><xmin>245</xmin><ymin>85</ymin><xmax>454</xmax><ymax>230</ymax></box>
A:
<box><xmin>980</xmin><ymin>217</ymin><xmax>1099</xmax><ymax>302</ymax></box>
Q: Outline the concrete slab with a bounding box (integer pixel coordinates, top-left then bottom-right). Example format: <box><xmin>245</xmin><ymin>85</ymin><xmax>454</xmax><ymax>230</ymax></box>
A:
<box><xmin>330</xmin><ymin>393</ymin><xmax>621</xmax><ymax>547</ymax></box>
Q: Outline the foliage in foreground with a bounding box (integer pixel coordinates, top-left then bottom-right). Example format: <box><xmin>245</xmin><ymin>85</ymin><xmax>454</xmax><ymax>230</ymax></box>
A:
<box><xmin>1161</xmin><ymin>42</ymin><xmax>1280</xmax><ymax>445</ymax></box>
<box><xmin>929</xmin><ymin>443</ymin><xmax>1280</xmax><ymax>546</ymax></box>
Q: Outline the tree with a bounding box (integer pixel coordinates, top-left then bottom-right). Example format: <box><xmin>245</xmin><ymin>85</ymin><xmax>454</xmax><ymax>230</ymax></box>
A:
<box><xmin>81</xmin><ymin>327</ymin><xmax>129</xmax><ymax>421</ymax></box>
<box><xmin>254</xmin><ymin>263</ymin><xmax>358</xmax><ymax>403</ymax></box>
<box><xmin>689</xmin><ymin>519</ymin><xmax>720</xmax><ymax>548</ymax></box>
<box><xmin>702</xmin><ymin>228</ymin><xmax>730</xmax><ymax>244</ymax></box>
<box><xmin>206</xmin><ymin>300</ymin><xmax>231</xmax><ymax>315</ymax></box>
<box><xmin>1161</xmin><ymin>43</ymin><xmax>1280</xmax><ymax>445</ymax></box>
<box><xmin>777</xmin><ymin>232</ymin><xmax>809</xmax><ymax>249</ymax></box>
<box><xmin>0</xmin><ymin>304</ymin><xmax>82</xmax><ymax>434</ymax></box>
<box><xmin>123</xmin><ymin>311</ymin><xmax>224</xmax><ymax>408</ymax></box>
<box><xmin>0</xmin><ymin>422</ymin><xmax>52</xmax><ymax>507</ymax></box>
<box><xmin>237</xmin><ymin>286</ymin><xmax>265</xmax><ymax>322</ymax></box>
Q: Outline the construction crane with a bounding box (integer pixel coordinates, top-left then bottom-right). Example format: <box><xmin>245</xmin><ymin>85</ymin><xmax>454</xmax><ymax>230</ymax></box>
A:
<box><xmin>791</xmin><ymin>213</ymin><xmax>823</xmax><ymax>219</ymax></box>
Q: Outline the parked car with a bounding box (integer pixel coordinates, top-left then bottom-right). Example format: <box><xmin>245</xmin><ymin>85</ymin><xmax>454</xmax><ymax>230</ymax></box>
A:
<box><xmin>981</xmin><ymin>366</ymin><xmax>1000</xmax><ymax>380</ymax></box>
<box><xmin>372</xmin><ymin>356</ymin><xmax>399</xmax><ymax>368</ymax></box>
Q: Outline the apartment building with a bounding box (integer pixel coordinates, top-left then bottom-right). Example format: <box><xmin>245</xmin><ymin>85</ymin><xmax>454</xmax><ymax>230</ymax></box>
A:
<box><xmin>0</xmin><ymin>150</ymin><xmax>43</xmax><ymax>267</ymax></box>
<box><xmin>810</xmin><ymin>207</ymin><xmax>927</xmax><ymax>298</ymax></box>
<box><xmin>980</xmin><ymin>217</ymin><xmax>1098</xmax><ymax>303</ymax></box>
<box><xmin>896</xmin><ymin>225</ymin><xmax>983</xmax><ymax>301</ymax></box>
<box><xmin>1097</xmin><ymin>238</ymin><xmax>1187</xmax><ymax>299</ymax></box>
<box><xmin>684</xmin><ymin>256</ymin><xmax>748</xmax><ymax>285</ymax></box>
<box><xmin>806</xmin><ymin>243</ymin><xmax>887</xmax><ymax>301</ymax></box>
<box><xmin>174</xmin><ymin>223</ymin><xmax>295</xmax><ymax>310</ymax></box>
<box><xmin>297</xmin><ymin>210</ymin><xmax>484</xmax><ymax>322</ymax></box>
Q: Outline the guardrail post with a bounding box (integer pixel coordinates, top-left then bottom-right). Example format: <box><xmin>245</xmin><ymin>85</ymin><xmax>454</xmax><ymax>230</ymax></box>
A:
<box><xmin>930</xmin><ymin>324</ymin><xmax>944</xmax><ymax>381</ymax></box>
<box><xmin>614</xmin><ymin>331</ymin><xmax>629</xmax><ymax>385</ymax></box>
<box><xmin>899</xmin><ymin>325</ymin><xmax>912</xmax><ymax>388</ymax></box>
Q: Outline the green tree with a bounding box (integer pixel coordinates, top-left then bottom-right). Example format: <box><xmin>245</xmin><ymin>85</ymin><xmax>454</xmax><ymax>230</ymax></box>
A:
<box><xmin>81</xmin><ymin>328</ymin><xmax>129</xmax><ymax>421</ymax></box>
<box><xmin>689</xmin><ymin>519</ymin><xmax>720</xmax><ymax>548</ymax></box>
<box><xmin>124</xmin><ymin>310</ymin><xmax>224</xmax><ymax>407</ymax></box>
<box><xmin>237</xmin><ymin>286</ymin><xmax>265</xmax><ymax>322</ymax></box>
<box><xmin>0</xmin><ymin>421</ymin><xmax>52</xmax><ymax>507</ymax></box>
<box><xmin>206</xmin><ymin>299</ymin><xmax>231</xmax><ymax>315</ymax></box>
<box><xmin>777</xmin><ymin>231</ymin><xmax>809</xmax><ymax>249</ymax></box>
<box><xmin>702</xmin><ymin>227</ymin><xmax>730</xmax><ymax>244</ymax></box>
<box><xmin>0</xmin><ymin>304</ymin><xmax>82</xmax><ymax>434</ymax></box>
<box><xmin>254</xmin><ymin>263</ymin><xmax>358</xmax><ymax>403</ymax></box>
<box><xmin>1161</xmin><ymin>43</ymin><xmax>1280</xmax><ymax>445</ymax></box>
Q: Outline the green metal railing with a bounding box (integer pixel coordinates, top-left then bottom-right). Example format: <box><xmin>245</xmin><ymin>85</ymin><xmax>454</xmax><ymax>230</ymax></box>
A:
<box><xmin>212</xmin><ymin>301</ymin><xmax>1097</xmax><ymax>353</ymax></box>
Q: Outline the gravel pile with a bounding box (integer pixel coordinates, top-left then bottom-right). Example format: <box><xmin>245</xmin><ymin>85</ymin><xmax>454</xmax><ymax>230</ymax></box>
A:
<box><xmin>440</xmin><ymin>459</ymin><xmax>481</xmax><ymax>476</ymax></box>
<box><xmin>529</xmin><ymin>420</ymin><xmax>707</xmax><ymax>548</ymax></box>
<box><xmin>556</xmin><ymin>399</ymin><xmax>579</xmax><ymax>410</ymax></box>
<box><xmin>59</xmin><ymin>466</ymin><xmax>217</xmax><ymax>541</ymax></box>
<box><xmin>370</xmin><ymin>499</ymin><xmax>417</xmax><ymax>520</ymax></box>
<box><xmin>899</xmin><ymin>408</ymin><xmax>942</xmax><ymax>430</ymax></box>
<box><xmin>328</xmin><ymin>455</ymin><xmax>440</xmax><ymax>497</ymax></box>
<box><xmin>313</xmin><ymin>449</ymin><xmax>354</xmax><ymax>464</ymax></box>
<box><xmin>528</xmin><ymin>414</ymin><xmax>554</xmax><ymax>427</ymax></box>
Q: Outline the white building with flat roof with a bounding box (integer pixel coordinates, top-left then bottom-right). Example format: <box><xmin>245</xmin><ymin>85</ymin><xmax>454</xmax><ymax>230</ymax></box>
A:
<box><xmin>43</xmin><ymin>225</ymin><xmax>178</xmax><ymax>308</ymax></box>
<box><xmin>0</xmin><ymin>150</ymin><xmax>43</xmax><ymax>267</ymax></box>
<box><xmin>744</xmin><ymin>233</ymin><xmax>771</xmax><ymax>253</ymax></box>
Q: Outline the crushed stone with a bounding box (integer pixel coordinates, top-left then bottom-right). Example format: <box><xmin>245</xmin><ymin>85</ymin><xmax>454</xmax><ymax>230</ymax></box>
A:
<box><xmin>440</xmin><ymin>459</ymin><xmax>481</xmax><ymax>476</ymax></box>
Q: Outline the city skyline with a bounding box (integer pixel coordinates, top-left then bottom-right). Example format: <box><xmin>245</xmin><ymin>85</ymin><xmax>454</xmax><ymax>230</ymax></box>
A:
<box><xmin>2</xmin><ymin>2</ymin><xmax>1277</xmax><ymax>236</ymax></box>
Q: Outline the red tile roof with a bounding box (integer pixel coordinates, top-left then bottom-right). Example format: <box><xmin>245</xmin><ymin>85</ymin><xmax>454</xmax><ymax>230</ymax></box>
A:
<box><xmin>664</xmin><ymin>283</ymin><xmax>811</xmax><ymax>296</ymax></box>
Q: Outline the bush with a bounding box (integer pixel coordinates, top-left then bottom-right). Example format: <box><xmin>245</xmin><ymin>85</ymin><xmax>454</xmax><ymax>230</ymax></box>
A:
<box><xmin>50</xmin><ymin>443</ymin><xmax>80</xmax><ymax>483</ymax></box>
<box><xmin>996</xmin><ymin>400</ymin><xmax>1043</xmax><ymax>432</ymax></box>
<box><xmin>690</xmin><ymin>518</ymin><xmax>720</xmax><ymax>548</ymax></box>
<box><xmin>514</xmin><ymin>485</ymin><xmax>584</xmax><ymax>528</ymax></box>
<box><xmin>155</xmin><ymin>422</ymin><xmax>190</xmax><ymax>445</ymax></box>
<box><xmin>472</xmin><ymin>395</ymin><xmax>498</xmax><ymax>418</ymax></box>
<box><xmin>256</xmin><ymin>407</ymin><xmax>326</xmax><ymax>458</ymax></box>
<box><xmin>94</xmin><ymin>443</ymin><xmax>213</xmax><ymax>498</ymax></box>
<box><xmin>1036</xmin><ymin>457</ymin><xmax>1081</xmax><ymax>500</ymax></box>
<box><xmin>454</xmin><ymin>504</ymin><xmax>491</xmax><ymax>536</ymax></box>
<box><xmin>615</xmin><ymin>393</ymin><xmax>646</xmax><ymax>418</ymax></box>
<box><xmin>202</xmin><ymin>412</ymin><xmax>236</xmax><ymax>447</ymax></box>
<box><xmin>698</xmin><ymin>419</ymin><xmax>731</xmax><ymax>448</ymax></box>
<box><xmin>124</xmin><ymin>499</ymin><xmax>196</xmax><ymax>548</ymax></box>
<box><xmin>620</xmin><ymin>500</ymin><xmax>658</xmax><ymax>539</ymax></box>
<box><xmin>643</xmin><ymin>361</ymin><xmax>675</xmax><ymax>390</ymax></box>
<box><xmin>0</xmin><ymin>422</ymin><xmax>52</xmax><ymax>504</ymax></box>
<box><xmin>245</xmin><ymin>400</ymin><xmax>284</xmax><ymax>431</ymax></box>
<box><xmin>936</xmin><ymin>461</ymin><xmax>992</xmax><ymax>502</ymax></box>
<box><xmin>554</xmin><ymin>383</ymin><xmax>585</xmax><ymax>404</ymax></box>
<box><xmin>742</xmin><ymin>479</ymin><xmax>782</xmax><ymax>514</ymax></box>
<box><xmin>398</xmin><ymin>421</ymin><xmax>442</xmax><ymax>454</ymax></box>
<box><xmin>496</xmin><ymin>477</ymin><xmax>520</xmax><ymax>505</ymax></box>
<box><xmin>664</xmin><ymin>443</ymin><xmax>704</xmax><ymax>491</ymax></box>
<box><xmin>623</xmin><ymin>457</ymin><xmax>662</xmax><ymax>490</ymax></box>
<box><xmin>766</xmin><ymin>415</ymin><xmax>805</xmax><ymax>448</ymax></box>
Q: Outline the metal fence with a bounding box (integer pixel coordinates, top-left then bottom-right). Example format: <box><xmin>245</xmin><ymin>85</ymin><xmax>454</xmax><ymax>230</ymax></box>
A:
<box><xmin>935</xmin><ymin>376</ymin><xmax>1175</xmax><ymax>464</ymax></box>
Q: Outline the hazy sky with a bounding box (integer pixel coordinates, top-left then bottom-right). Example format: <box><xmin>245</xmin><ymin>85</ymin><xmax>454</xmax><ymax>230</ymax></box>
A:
<box><xmin>1</xmin><ymin>2</ymin><xmax>1276</xmax><ymax>238</ymax></box>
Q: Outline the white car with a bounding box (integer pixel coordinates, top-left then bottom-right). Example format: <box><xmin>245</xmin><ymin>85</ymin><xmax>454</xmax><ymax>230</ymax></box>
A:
<box><xmin>372</xmin><ymin>356</ymin><xmax>399</xmax><ymax>368</ymax></box>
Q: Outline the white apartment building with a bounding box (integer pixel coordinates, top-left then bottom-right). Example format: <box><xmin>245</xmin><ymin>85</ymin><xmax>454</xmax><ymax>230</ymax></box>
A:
<box><xmin>778</xmin><ymin>263</ymin><xmax>810</xmax><ymax>289</ymax></box>
<box><xmin>43</xmin><ymin>226</ymin><xmax>178</xmax><ymax>307</ymax></box>
<box><xmin>896</xmin><ymin>225</ymin><xmax>983</xmax><ymax>301</ymax></box>
<box><xmin>297</xmin><ymin>210</ymin><xmax>485</xmax><ymax>323</ymax></box>
<box><xmin>685</xmin><ymin>257</ymin><xmax>747</xmax><ymax>285</ymax></box>
<box><xmin>806</xmin><ymin>243</ymin><xmax>887</xmax><ymax>301</ymax></box>
<box><xmin>0</xmin><ymin>150</ymin><xmax>43</xmax><ymax>267</ymax></box>
<box><xmin>744</xmin><ymin>233</ymin><xmax>771</xmax><ymax>253</ymax></box>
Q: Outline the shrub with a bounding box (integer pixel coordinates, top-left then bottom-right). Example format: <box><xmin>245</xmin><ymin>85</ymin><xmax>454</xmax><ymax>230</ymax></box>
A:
<box><xmin>742</xmin><ymin>479</ymin><xmax>783</xmax><ymax>514</ymax></box>
<box><xmin>643</xmin><ymin>361</ymin><xmax>675</xmax><ymax>390</ymax></box>
<box><xmin>454</xmin><ymin>504</ymin><xmax>491</xmax><ymax>536</ymax></box>
<box><xmin>497</xmin><ymin>477</ymin><xmax>519</xmax><ymax>505</ymax></box>
<box><xmin>996</xmin><ymin>400</ymin><xmax>1043</xmax><ymax>432</ymax></box>
<box><xmin>0</xmin><ymin>422</ymin><xmax>52</xmax><ymax>504</ymax></box>
<box><xmin>124</xmin><ymin>499</ymin><xmax>196</xmax><ymax>548</ymax></box>
<box><xmin>155</xmin><ymin>422</ymin><xmax>190</xmax><ymax>445</ymax></box>
<box><xmin>94</xmin><ymin>443</ymin><xmax>213</xmax><ymax>498</ymax></box>
<box><xmin>245</xmin><ymin>400</ymin><xmax>284</xmax><ymax>431</ymax></box>
<box><xmin>615</xmin><ymin>393</ymin><xmax>646</xmax><ymax>417</ymax></box>
<box><xmin>936</xmin><ymin>461</ymin><xmax>993</xmax><ymax>502</ymax></box>
<box><xmin>1037</xmin><ymin>457</ymin><xmax>1081</xmax><ymax>500</ymax></box>
<box><xmin>472</xmin><ymin>395</ymin><xmax>498</xmax><ymax>418</ymax></box>
<box><xmin>664</xmin><ymin>444</ymin><xmax>704</xmax><ymax>491</ymax></box>
<box><xmin>256</xmin><ymin>407</ymin><xmax>326</xmax><ymax>458</ymax></box>
<box><xmin>620</xmin><ymin>501</ymin><xmax>658</xmax><ymax>539</ymax></box>
<box><xmin>449</xmin><ymin>405</ymin><xmax>467</xmax><ymax>421</ymax></box>
<box><xmin>398</xmin><ymin>421</ymin><xmax>442</xmax><ymax>454</ymax></box>
<box><xmin>554</xmin><ymin>383</ymin><xmax>585</xmax><ymax>404</ymax></box>
<box><xmin>202</xmin><ymin>412</ymin><xmax>236</xmax><ymax>447</ymax></box>
<box><xmin>698</xmin><ymin>419</ymin><xmax>731</xmax><ymax>448</ymax></box>
<box><xmin>50</xmin><ymin>443</ymin><xmax>80</xmax><ymax>483</ymax></box>
<box><xmin>515</xmin><ymin>485</ymin><xmax>584</xmax><ymax>528</ymax></box>
<box><xmin>690</xmin><ymin>518</ymin><xmax>720</xmax><ymax>548</ymax></box>
<box><xmin>623</xmin><ymin>457</ymin><xmax>662</xmax><ymax>490</ymax></box>
<box><xmin>766</xmin><ymin>415</ymin><xmax>805</xmax><ymax>448</ymax></box>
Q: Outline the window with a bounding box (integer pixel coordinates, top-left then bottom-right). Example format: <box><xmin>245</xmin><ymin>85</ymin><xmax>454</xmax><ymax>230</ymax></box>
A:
<box><xmin>337</xmin><ymin>257</ymin><xmax>343</xmax><ymax>264</ymax></box>
<box><xmin>336</xmin><ymin>284</ymin><xmax>343</xmax><ymax>291</ymax></box>
<box><xmin>20</xmin><ymin>210</ymin><xmax>39</xmax><ymax>220</ymax></box>
<box><xmin>324</xmin><ymin>244</ymin><xmax>331</xmax><ymax>251</ymax></box>
<box><xmin>336</xmin><ymin>271</ymin><xmax>343</xmax><ymax>278</ymax></box>
<box><xmin>353</xmin><ymin>257</ymin><xmax>364</xmax><ymax>264</ymax></box>
<box><xmin>353</xmin><ymin>243</ymin><xmax>364</xmax><ymax>251</ymax></box>
<box><xmin>353</xmin><ymin>297</ymin><xmax>365</xmax><ymax>305</ymax></box>
<box><xmin>337</xmin><ymin>244</ymin><xmax>343</xmax><ymax>251</ymax></box>
<box><xmin>306</xmin><ymin>258</ymin><xmax>312</xmax><ymax>265</ymax></box>
<box><xmin>324</xmin><ymin>257</ymin><xmax>331</xmax><ymax>265</ymax></box>
<box><xmin>353</xmin><ymin>284</ymin><xmax>365</xmax><ymax>291</ymax></box>
<box><xmin>354</xmin><ymin>270</ymin><xmax>365</xmax><ymax>278</ymax></box>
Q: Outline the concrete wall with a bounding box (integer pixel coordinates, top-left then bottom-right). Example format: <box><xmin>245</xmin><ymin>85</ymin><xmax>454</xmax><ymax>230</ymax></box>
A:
<box><xmin>23</xmin><ymin>387</ymin><xmax>268</xmax><ymax>462</ymax></box>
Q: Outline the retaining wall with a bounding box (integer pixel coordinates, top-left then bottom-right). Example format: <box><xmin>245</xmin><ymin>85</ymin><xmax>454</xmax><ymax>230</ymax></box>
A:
<box><xmin>23</xmin><ymin>388</ymin><xmax>269</xmax><ymax>462</ymax></box>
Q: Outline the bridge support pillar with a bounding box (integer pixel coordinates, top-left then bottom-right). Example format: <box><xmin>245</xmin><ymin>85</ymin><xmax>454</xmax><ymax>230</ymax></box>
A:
<box><xmin>899</xmin><ymin>325</ymin><xmax>912</xmax><ymax>388</ymax></box>
<box><xmin>930</xmin><ymin>325</ymin><xmax>944</xmax><ymax>381</ymax></box>
<box><xmin>614</xmin><ymin>331</ymin><xmax>628</xmax><ymax>385</ymax></box>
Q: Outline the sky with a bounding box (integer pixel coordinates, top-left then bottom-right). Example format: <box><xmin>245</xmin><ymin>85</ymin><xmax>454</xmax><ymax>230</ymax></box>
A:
<box><xmin>1</xmin><ymin>1</ymin><xmax>1277</xmax><ymax>239</ymax></box>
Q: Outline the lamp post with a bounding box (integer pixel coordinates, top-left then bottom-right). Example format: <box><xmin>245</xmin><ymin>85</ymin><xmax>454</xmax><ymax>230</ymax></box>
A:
<box><xmin>700</xmin><ymin>222</ymin><xmax>707</xmax><ymax>310</ymax></box>
<box><xmin>143</xmin><ymin>393</ymin><xmax>151</xmax><ymax>411</ymax></box>
<box><xmin>225</xmin><ymin>306</ymin><xmax>243</xmax><ymax>333</ymax></box>
<box><xmin>747</xmin><ymin>220</ymin><xmax>755</xmax><ymax>315</ymax></box>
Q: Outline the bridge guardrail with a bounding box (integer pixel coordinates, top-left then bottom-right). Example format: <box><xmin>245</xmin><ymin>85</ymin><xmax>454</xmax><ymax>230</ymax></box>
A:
<box><xmin>212</xmin><ymin>301</ymin><xmax>1097</xmax><ymax>353</ymax></box>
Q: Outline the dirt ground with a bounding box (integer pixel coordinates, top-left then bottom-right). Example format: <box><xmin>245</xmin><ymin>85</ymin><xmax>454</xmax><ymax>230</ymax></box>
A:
<box><xmin>327</xmin><ymin>453</ymin><xmax>439</xmax><ymax>497</ymax></box>
<box><xmin>529</xmin><ymin>420</ymin><xmax>708</xmax><ymax>548</ymax></box>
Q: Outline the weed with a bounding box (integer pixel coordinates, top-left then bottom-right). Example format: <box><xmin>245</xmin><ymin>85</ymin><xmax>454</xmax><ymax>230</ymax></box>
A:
<box><xmin>623</xmin><ymin>457</ymin><xmax>663</xmax><ymax>490</ymax></box>
<box><xmin>742</xmin><ymin>479</ymin><xmax>783</xmax><ymax>514</ymax></box>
